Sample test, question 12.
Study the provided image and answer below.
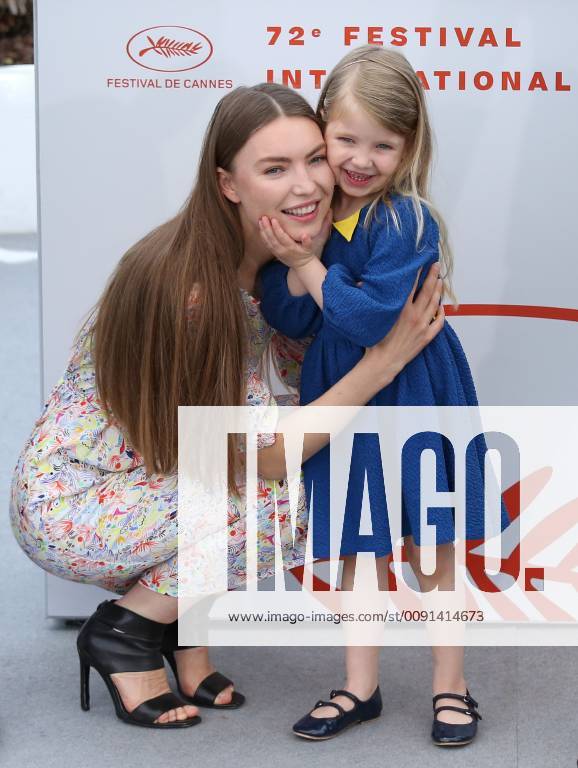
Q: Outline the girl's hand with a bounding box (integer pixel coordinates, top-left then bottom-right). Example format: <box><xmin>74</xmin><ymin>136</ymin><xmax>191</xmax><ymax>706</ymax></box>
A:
<box><xmin>258</xmin><ymin>210</ymin><xmax>332</xmax><ymax>270</ymax></box>
<box><xmin>364</xmin><ymin>263</ymin><xmax>444</xmax><ymax>384</ymax></box>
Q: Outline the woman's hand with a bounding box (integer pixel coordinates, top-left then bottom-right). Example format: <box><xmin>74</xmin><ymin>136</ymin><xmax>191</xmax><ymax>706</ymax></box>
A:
<box><xmin>364</xmin><ymin>262</ymin><xmax>445</xmax><ymax>386</ymax></box>
<box><xmin>258</xmin><ymin>210</ymin><xmax>332</xmax><ymax>270</ymax></box>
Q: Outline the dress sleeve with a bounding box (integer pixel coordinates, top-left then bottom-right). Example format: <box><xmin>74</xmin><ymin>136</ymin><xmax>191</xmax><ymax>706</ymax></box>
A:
<box><xmin>322</xmin><ymin>199</ymin><xmax>440</xmax><ymax>348</ymax></box>
<box><xmin>259</xmin><ymin>260</ymin><xmax>322</xmax><ymax>339</ymax></box>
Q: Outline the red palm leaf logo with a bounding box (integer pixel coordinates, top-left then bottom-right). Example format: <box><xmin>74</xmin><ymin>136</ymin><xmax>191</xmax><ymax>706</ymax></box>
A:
<box><xmin>138</xmin><ymin>36</ymin><xmax>203</xmax><ymax>59</ymax></box>
<box><xmin>126</xmin><ymin>26</ymin><xmax>214</xmax><ymax>73</ymax></box>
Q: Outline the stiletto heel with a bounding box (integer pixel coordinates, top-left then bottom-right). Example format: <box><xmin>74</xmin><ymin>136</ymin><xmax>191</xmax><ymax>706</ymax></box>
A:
<box><xmin>77</xmin><ymin>600</ymin><xmax>201</xmax><ymax>729</ymax></box>
<box><xmin>79</xmin><ymin>652</ymin><xmax>90</xmax><ymax>711</ymax></box>
<box><xmin>161</xmin><ymin>620</ymin><xmax>245</xmax><ymax>709</ymax></box>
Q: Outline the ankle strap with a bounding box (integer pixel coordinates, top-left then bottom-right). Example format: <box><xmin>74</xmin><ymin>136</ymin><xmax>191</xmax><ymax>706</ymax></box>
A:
<box><xmin>434</xmin><ymin>704</ymin><xmax>482</xmax><ymax>721</ymax></box>
<box><xmin>314</xmin><ymin>699</ymin><xmax>346</xmax><ymax>717</ymax></box>
<box><xmin>94</xmin><ymin>600</ymin><xmax>165</xmax><ymax>643</ymax></box>
<box><xmin>161</xmin><ymin>618</ymin><xmax>197</xmax><ymax>650</ymax></box>
<box><xmin>432</xmin><ymin>691</ymin><xmax>478</xmax><ymax>710</ymax></box>
<box><xmin>330</xmin><ymin>689</ymin><xmax>361</xmax><ymax>706</ymax></box>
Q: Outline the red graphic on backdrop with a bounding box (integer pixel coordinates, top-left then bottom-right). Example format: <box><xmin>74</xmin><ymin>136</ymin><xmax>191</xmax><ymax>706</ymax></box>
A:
<box><xmin>290</xmin><ymin>467</ymin><xmax>578</xmax><ymax>622</ymax></box>
<box><xmin>126</xmin><ymin>26</ymin><xmax>214</xmax><ymax>73</ymax></box>
<box><xmin>138</xmin><ymin>36</ymin><xmax>203</xmax><ymax>59</ymax></box>
<box><xmin>445</xmin><ymin>303</ymin><xmax>578</xmax><ymax>322</ymax></box>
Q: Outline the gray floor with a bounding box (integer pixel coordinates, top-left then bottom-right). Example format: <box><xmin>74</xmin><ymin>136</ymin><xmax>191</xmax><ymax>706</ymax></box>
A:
<box><xmin>0</xmin><ymin>259</ymin><xmax>576</xmax><ymax>768</ymax></box>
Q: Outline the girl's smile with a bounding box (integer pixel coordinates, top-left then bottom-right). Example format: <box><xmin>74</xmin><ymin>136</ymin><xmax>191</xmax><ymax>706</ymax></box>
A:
<box><xmin>342</xmin><ymin>169</ymin><xmax>376</xmax><ymax>187</ymax></box>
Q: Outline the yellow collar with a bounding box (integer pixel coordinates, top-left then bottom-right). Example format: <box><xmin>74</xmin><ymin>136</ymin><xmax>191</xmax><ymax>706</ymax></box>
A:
<box><xmin>333</xmin><ymin>208</ymin><xmax>361</xmax><ymax>242</ymax></box>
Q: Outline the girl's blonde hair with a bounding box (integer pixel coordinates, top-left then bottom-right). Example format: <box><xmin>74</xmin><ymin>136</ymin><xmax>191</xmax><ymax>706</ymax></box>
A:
<box><xmin>318</xmin><ymin>45</ymin><xmax>456</xmax><ymax>302</ymax></box>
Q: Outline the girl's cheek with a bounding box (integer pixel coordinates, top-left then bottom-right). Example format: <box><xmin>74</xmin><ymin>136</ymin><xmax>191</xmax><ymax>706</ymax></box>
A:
<box><xmin>330</xmin><ymin>161</ymin><xmax>341</xmax><ymax>182</ymax></box>
<box><xmin>325</xmin><ymin>143</ymin><xmax>339</xmax><ymax>164</ymax></box>
<box><xmin>324</xmin><ymin>147</ymin><xmax>339</xmax><ymax>170</ymax></box>
<box><xmin>329</xmin><ymin>147</ymin><xmax>347</xmax><ymax>173</ymax></box>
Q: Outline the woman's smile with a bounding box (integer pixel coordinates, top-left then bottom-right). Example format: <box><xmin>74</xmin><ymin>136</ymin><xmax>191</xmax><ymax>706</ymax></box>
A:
<box><xmin>281</xmin><ymin>200</ymin><xmax>321</xmax><ymax>222</ymax></box>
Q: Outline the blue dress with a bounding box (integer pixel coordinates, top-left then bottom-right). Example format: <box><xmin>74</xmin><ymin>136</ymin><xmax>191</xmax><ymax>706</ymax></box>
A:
<box><xmin>260</xmin><ymin>194</ymin><xmax>510</xmax><ymax>557</ymax></box>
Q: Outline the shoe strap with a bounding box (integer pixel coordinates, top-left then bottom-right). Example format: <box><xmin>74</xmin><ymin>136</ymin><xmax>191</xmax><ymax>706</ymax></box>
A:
<box><xmin>192</xmin><ymin>671</ymin><xmax>234</xmax><ymax>706</ymax></box>
<box><xmin>95</xmin><ymin>600</ymin><xmax>165</xmax><ymax>644</ymax></box>
<box><xmin>434</xmin><ymin>704</ymin><xmax>482</xmax><ymax>722</ymax></box>
<box><xmin>330</xmin><ymin>689</ymin><xmax>361</xmax><ymax>707</ymax></box>
<box><xmin>161</xmin><ymin>619</ymin><xmax>198</xmax><ymax>651</ymax></box>
<box><xmin>432</xmin><ymin>691</ymin><xmax>479</xmax><ymax>710</ymax></box>
<box><xmin>130</xmin><ymin>691</ymin><xmax>198</xmax><ymax>724</ymax></box>
<box><xmin>314</xmin><ymin>699</ymin><xmax>345</xmax><ymax>717</ymax></box>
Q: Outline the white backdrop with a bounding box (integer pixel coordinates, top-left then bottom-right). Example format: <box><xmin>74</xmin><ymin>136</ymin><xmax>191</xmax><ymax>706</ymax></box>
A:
<box><xmin>0</xmin><ymin>65</ymin><xmax>36</xmax><ymax>234</ymax></box>
<box><xmin>36</xmin><ymin>0</ymin><xmax>577</xmax><ymax>614</ymax></box>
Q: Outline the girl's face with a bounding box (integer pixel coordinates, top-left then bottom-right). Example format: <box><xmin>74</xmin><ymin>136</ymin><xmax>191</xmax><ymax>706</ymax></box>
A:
<box><xmin>218</xmin><ymin>116</ymin><xmax>335</xmax><ymax>244</ymax></box>
<box><xmin>325</xmin><ymin>100</ymin><xmax>406</xmax><ymax>205</ymax></box>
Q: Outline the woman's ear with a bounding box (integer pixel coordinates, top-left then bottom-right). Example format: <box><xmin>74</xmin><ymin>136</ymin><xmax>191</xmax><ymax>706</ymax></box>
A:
<box><xmin>217</xmin><ymin>167</ymin><xmax>241</xmax><ymax>204</ymax></box>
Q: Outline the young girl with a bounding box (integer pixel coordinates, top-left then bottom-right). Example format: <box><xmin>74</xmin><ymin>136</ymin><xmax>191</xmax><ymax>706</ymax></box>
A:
<box><xmin>259</xmin><ymin>46</ymin><xmax>509</xmax><ymax>746</ymax></box>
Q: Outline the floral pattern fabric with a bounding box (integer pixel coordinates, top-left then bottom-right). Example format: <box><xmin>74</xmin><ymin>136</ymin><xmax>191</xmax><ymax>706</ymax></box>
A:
<box><xmin>9</xmin><ymin>290</ymin><xmax>310</xmax><ymax>597</ymax></box>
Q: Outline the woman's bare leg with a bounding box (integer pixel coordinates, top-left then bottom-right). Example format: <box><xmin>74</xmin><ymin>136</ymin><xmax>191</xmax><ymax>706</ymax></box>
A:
<box><xmin>92</xmin><ymin>584</ymin><xmax>195</xmax><ymax>723</ymax></box>
<box><xmin>117</xmin><ymin>581</ymin><xmax>178</xmax><ymax>622</ymax></box>
<box><xmin>116</xmin><ymin>583</ymin><xmax>234</xmax><ymax>708</ymax></box>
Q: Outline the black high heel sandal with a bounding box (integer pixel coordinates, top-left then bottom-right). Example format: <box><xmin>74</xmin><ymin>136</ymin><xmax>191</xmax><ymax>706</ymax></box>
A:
<box><xmin>292</xmin><ymin>687</ymin><xmax>383</xmax><ymax>741</ymax></box>
<box><xmin>161</xmin><ymin>620</ymin><xmax>245</xmax><ymax>709</ymax></box>
<box><xmin>77</xmin><ymin>600</ymin><xmax>201</xmax><ymax>729</ymax></box>
<box><xmin>431</xmin><ymin>689</ymin><xmax>482</xmax><ymax>746</ymax></box>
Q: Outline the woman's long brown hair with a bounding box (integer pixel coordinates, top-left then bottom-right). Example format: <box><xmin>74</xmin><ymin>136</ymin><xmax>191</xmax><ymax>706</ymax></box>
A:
<box><xmin>93</xmin><ymin>83</ymin><xmax>321</xmax><ymax>478</ymax></box>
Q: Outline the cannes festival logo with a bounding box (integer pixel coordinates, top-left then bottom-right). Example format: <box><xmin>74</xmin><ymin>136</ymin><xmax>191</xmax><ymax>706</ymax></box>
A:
<box><xmin>126</xmin><ymin>26</ymin><xmax>214</xmax><ymax>73</ymax></box>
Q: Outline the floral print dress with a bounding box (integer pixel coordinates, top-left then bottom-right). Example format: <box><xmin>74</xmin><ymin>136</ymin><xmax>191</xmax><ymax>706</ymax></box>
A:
<box><xmin>9</xmin><ymin>290</ymin><xmax>309</xmax><ymax>597</ymax></box>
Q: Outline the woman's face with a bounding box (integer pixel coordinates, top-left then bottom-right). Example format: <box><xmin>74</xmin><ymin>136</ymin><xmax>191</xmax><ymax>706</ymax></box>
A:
<box><xmin>219</xmin><ymin>116</ymin><xmax>335</xmax><ymax>243</ymax></box>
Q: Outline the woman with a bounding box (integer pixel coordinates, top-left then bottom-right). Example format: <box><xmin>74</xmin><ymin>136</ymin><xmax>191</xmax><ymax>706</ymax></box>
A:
<box><xmin>9</xmin><ymin>83</ymin><xmax>444</xmax><ymax>729</ymax></box>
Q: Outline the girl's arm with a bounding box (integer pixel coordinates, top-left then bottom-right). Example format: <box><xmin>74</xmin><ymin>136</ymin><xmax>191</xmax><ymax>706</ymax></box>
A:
<box><xmin>322</xmin><ymin>201</ymin><xmax>440</xmax><ymax>347</ymax></box>
<box><xmin>260</xmin><ymin>216</ymin><xmax>327</xmax><ymax>308</ymax></box>
<box><xmin>259</xmin><ymin>260</ymin><xmax>322</xmax><ymax>339</ymax></box>
<box><xmin>259</xmin><ymin>201</ymin><xmax>439</xmax><ymax>342</ymax></box>
<box><xmin>257</xmin><ymin>261</ymin><xmax>444</xmax><ymax>479</ymax></box>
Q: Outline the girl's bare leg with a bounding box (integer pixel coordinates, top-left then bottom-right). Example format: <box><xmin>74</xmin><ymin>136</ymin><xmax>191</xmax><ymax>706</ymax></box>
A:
<box><xmin>404</xmin><ymin>537</ymin><xmax>471</xmax><ymax>725</ymax></box>
<box><xmin>311</xmin><ymin>555</ymin><xmax>387</xmax><ymax>718</ymax></box>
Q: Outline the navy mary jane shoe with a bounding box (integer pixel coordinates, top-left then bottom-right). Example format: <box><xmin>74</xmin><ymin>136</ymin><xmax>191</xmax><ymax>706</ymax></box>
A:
<box><xmin>431</xmin><ymin>690</ymin><xmax>482</xmax><ymax>746</ymax></box>
<box><xmin>293</xmin><ymin>687</ymin><xmax>382</xmax><ymax>741</ymax></box>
